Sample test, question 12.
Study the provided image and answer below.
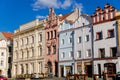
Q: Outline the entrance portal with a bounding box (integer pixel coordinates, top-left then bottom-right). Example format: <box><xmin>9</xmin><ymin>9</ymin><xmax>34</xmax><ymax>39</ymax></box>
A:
<box><xmin>86</xmin><ymin>65</ymin><xmax>92</xmax><ymax>77</ymax></box>
<box><xmin>48</xmin><ymin>61</ymin><xmax>52</xmax><ymax>74</ymax></box>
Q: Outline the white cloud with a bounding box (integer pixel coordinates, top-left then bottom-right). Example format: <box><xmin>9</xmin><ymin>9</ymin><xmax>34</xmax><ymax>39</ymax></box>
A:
<box><xmin>74</xmin><ymin>3</ymin><xmax>83</xmax><ymax>14</ymax></box>
<box><xmin>61</xmin><ymin>0</ymin><xmax>72</xmax><ymax>9</ymax></box>
<box><xmin>32</xmin><ymin>0</ymin><xmax>83</xmax><ymax>13</ymax></box>
<box><xmin>32</xmin><ymin>0</ymin><xmax>61</xmax><ymax>10</ymax></box>
<box><xmin>36</xmin><ymin>15</ymin><xmax>46</xmax><ymax>19</ymax></box>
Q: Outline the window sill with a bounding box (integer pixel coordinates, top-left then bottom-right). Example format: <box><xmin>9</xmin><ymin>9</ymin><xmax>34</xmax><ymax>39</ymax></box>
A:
<box><xmin>95</xmin><ymin>38</ymin><xmax>103</xmax><ymax>41</ymax></box>
<box><xmin>107</xmin><ymin>36</ymin><xmax>115</xmax><ymax>39</ymax></box>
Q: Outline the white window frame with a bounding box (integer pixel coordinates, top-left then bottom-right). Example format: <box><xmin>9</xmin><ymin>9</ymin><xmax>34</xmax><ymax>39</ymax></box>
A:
<box><xmin>77</xmin><ymin>51</ymin><xmax>81</xmax><ymax>58</ymax></box>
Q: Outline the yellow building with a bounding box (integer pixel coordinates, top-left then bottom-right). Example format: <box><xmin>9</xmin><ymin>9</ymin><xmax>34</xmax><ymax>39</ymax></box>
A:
<box><xmin>12</xmin><ymin>19</ymin><xmax>45</xmax><ymax>78</ymax></box>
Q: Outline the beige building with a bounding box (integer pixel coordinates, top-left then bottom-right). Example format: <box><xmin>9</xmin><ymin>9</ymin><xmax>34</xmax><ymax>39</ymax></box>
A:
<box><xmin>12</xmin><ymin>19</ymin><xmax>45</xmax><ymax>78</ymax></box>
<box><xmin>0</xmin><ymin>32</ymin><xmax>13</xmax><ymax>77</ymax></box>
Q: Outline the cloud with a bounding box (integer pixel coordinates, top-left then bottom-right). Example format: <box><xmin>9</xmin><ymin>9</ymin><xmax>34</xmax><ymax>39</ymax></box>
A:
<box><xmin>36</xmin><ymin>15</ymin><xmax>46</xmax><ymax>19</ymax></box>
<box><xmin>74</xmin><ymin>3</ymin><xmax>83</xmax><ymax>14</ymax></box>
<box><xmin>32</xmin><ymin>0</ymin><xmax>61</xmax><ymax>10</ymax></box>
<box><xmin>32</xmin><ymin>0</ymin><xmax>83</xmax><ymax>13</ymax></box>
<box><xmin>61</xmin><ymin>0</ymin><xmax>72</xmax><ymax>9</ymax></box>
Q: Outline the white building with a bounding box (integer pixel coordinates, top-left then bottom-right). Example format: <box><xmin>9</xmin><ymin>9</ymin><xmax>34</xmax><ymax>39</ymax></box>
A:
<box><xmin>12</xmin><ymin>19</ymin><xmax>45</xmax><ymax>78</ymax></box>
<box><xmin>74</xmin><ymin>14</ymin><xmax>93</xmax><ymax>77</ymax></box>
<box><xmin>0</xmin><ymin>32</ymin><xmax>13</xmax><ymax>77</ymax></box>
<box><xmin>92</xmin><ymin>4</ymin><xmax>119</xmax><ymax>78</ymax></box>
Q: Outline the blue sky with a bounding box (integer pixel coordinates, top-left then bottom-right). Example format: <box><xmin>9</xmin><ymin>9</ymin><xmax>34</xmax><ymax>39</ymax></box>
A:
<box><xmin>0</xmin><ymin>0</ymin><xmax>120</xmax><ymax>33</ymax></box>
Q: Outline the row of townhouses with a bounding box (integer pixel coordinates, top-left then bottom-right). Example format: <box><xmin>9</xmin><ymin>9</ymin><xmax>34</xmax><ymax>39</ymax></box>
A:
<box><xmin>0</xmin><ymin>3</ymin><xmax>120</xmax><ymax>78</ymax></box>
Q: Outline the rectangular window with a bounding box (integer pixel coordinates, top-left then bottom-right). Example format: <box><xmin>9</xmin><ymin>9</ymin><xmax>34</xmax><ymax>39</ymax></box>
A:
<box><xmin>69</xmin><ymin>37</ymin><xmax>72</xmax><ymax>43</ymax></box>
<box><xmin>108</xmin><ymin>29</ymin><xmax>114</xmax><ymax>38</ymax></box>
<box><xmin>69</xmin><ymin>51</ymin><xmax>73</xmax><ymax>57</ymax></box>
<box><xmin>39</xmin><ymin>47</ymin><xmax>42</xmax><ymax>56</ymax></box>
<box><xmin>77</xmin><ymin>51</ymin><xmax>81</xmax><ymax>58</ymax></box>
<box><xmin>86</xmin><ymin>49</ymin><xmax>91</xmax><ymax>57</ymax></box>
<box><xmin>53</xmin><ymin>45</ymin><xmax>56</xmax><ymax>54</ymax></box>
<box><xmin>1</xmin><ymin>52</ymin><xmax>4</xmax><ymax>56</ymax></box>
<box><xmin>62</xmin><ymin>39</ymin><xmax>64</xmax><ymax>45</ymax></box>
<box><xmin>110</xmin><ymin>47</ymin><xmax>117</xmax><ymax>57</ymax></box>
<box><xmin>85</xmin><ymin>35</ymin><xmax>89</xmax><ymax>42</ymax></box>
<box><xmin>54</xmin><ymin>30</ymin><xmax>57</xmax><ymax>38</ymax></box>
<box><xmin>1</xmin><ymin>60</ymin><xmax>3</xmax><ymax>66</ymax></box>
<box><xmin>39</xmin><ymin>34</ymin><xmax>42</xmax><ymax>42</ymax></box>
<box><xmin>96</xmin><ymin>32</ymin><xmax>103</xmax><ymax>40</ymax></box>
<box><xmin>78</xmin><ymin>37</ymin><xmax>81</xmax><ymax>43</ymax></box>
<box><xmin>32</xmin><ymin>36</ymin><xmax>34</xmax><ymax>43</ymax></box>
<box><xmin>51</xmin><ymin>31</ymin><xmax>53</xmax><ymax>39</ymax></box>
<box><xmin>61</xmin><ymin>52</ymin><xmax>65</xmax><ymax>58</ymax></box>
<box><xmin>98</xmin><ymin>48</ymin><xmax>105</xmax><ymax>58</ymax></box>
<box><xmin>48</xmin><ymin>46</ymin><xmax>51</xmax><ymax>55</ymax></box>
<box><xmin>47</xmin><ymin>32</ymin><xmax>49</xmax><ymax>40</ymax></box>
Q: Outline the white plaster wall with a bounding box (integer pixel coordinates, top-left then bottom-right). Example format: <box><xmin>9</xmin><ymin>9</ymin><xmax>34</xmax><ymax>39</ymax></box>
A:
<box><xmin>93</xmin><ymin>21</ymin><xmax>117</xmax><ymax>58</ymax></box>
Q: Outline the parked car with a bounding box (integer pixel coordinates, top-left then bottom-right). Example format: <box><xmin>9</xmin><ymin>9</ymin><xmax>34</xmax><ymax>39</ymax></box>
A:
<box><xmin>116</xmin><ymin>72</ymin><xmax>120</xmax><ymax>80</ymax></box>
<box><xmin>0</xmin><ymin>76</ymin><xmax>7</xmax><ymax>80</ymax></box>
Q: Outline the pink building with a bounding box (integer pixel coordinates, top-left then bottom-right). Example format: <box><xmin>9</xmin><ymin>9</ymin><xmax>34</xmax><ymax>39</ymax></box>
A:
<box><xmin>45</xmin><ymin>8</ymin><xmax>59</xmax><ymax>76</ymax></box>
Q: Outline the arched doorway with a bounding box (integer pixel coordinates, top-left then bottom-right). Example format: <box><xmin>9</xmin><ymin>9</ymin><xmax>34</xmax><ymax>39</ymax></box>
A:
<box><xmin>104</xmin><ymin>63</ymin><xmax>116</xmax><ymax>74</ymax></box>
<box><xmin>47</xmin><ymin>61</ymin><xmax>52</xmax><ymax>74</ymax></box>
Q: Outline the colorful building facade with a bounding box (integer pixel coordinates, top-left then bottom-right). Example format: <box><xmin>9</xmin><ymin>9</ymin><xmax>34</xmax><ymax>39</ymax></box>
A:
<box><xmin>91</xmin><ymin>4</ymin><xmax>119</xmax><ymax>78</ymax></box>
<box><xmin>12</xmin><ymin>19</ymin><xmax>45</xmax><ymax>78</ymax></box>
<box><xmin>44</xmin><ymin>8</ymin><xmax>59</xmax><ymax>76</ymax></box>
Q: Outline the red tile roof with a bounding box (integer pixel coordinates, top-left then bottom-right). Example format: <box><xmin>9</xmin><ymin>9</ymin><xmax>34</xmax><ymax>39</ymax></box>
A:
<box><xmin>2</xmin><ymin>32</ymin><xmax>13</xmax><ymax>40</ymax></box>
<box><xmin>59</xmin><ymin>12</ymin><xmax>73</xmax><ymax>21</ymax></box>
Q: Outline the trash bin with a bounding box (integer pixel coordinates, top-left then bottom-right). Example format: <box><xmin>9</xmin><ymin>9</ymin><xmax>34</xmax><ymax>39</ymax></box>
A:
<box><xmin>116</xmin><ymin>72</ymin><xmax>120</xmax><ymax>80</ymax></box>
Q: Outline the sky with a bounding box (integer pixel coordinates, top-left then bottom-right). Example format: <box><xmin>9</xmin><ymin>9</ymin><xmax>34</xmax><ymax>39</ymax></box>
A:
<box><xmin>0</xmin><ymin>0</ymin><xmax>120</xmax><ymax>33</ymax></box>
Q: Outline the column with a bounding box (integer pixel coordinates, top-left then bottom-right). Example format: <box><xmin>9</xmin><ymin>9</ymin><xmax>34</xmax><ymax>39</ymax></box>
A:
<box><xmin>64</xmin><ymin>66</ymin><xmax>66</xmax><ymax>77</ymax></box>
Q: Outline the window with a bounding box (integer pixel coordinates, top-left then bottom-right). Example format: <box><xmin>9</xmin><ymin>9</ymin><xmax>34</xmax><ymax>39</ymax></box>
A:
<box><xmin>68</xmin><ymin>37</ymin><xmax>72</xmax><ymax>43</ymax></box>
<box><xmin>110</xmin><ymin>47</ymin><xmax>117</xmax><ymax>57</ymax></box>
<box><xmin>77</xmin><ymin>51</ymin><xmax>81</xmax><ymax>58</ymax></box>
<box><xmin>108</xmin><ymin>29</ymin><xmax>114</xmax><ymax>38</ymax></box>
<box><xmin>9</xmin><ymin>46</ymin><xmax>12</xmax><ymax>52</ymax></box>
<box><xmin>47</xmin><ymin>32</ymin><xmax>49</xmax><ymax>40</ymax></box>
<box><xmin>69</xmin><ymin>51</ymin><xmax>73</xmax><ymax>58</ymax></box>
<box><xmin>27</xmin><ymin>50</ymin><xmax>29</xmax><ymax>58</ymax></box>
<box><xmin>54</xmin><ymin>30</ymin><xmax>57</xmax><ymax>38</ymax></box>
<box><xmin>1</xmin><ymin>60</ymin><xmax>3</xmax><ymax>66</ymax></box>
<box><xmin>1</xmin><ymin>52</ymin><xmax>4</xmax><ymax>56</ymax></box>
<box><xmin>27</xmin><ymin>37</ymin><xmax>29</xmax><ymax>44</ymax></box>
<box><xmin>53</xmin><ymin>45</ymin><xmax>56</xmax><ymax>54</ymax></box>
<box><xmin>32</xmin><ymin>36</ymin><xmax>34</xmax><ymax>43</ymax></box>
<box><xmin>39</xmin><ymin>47</ymin><xmax>42</xmax><ymax>56</ymax></box>
<box><xmin>32</xmin><ymin>48</ymin><xmax>34</xmax><ymax>57</ymax></box>
<box><xmin>39</xmin><ymin>34</ymin><xmax>42</xmax><ymax>42</ymax></box>
<box><xmin>61</xmin><ymin>39</ymin><xmax>64</xmax><ymax>45</ymax></box>
<box><xmin>51</xmin><ymin>31</ymin><xmax>53</xmax><ymax>39</ymax></box>
<box><xmin>99</xmin><ymin>48</ymin><xmax>105</xmax><ymax>58</ymax></box>
<box><xmin>85</xmin><ymin>35</ymin><xmax>89</xmax><ymax>42</ymax></box>
<box><xmin>48</xmin><ymin>46</ymin><xmax>51</xmax><ymax>55</ymax></box>
<box><xmin>22</xmin><ymin>51</ymin><xmax>24</xmax><ymax>59</ymax></box>
<box><xmin>61</xmin><ymin>52</ymin><xmax>65</xmax><ymax>58</ymax></box>
<box><xmin>78</xmin><ymin>37</ymin><xmax>81</xmax><ymax>43</ymax></box>
<box><xmin>86</xmin><ymin>49</ymin><xmax>91</xmax><ymax>57</ymax></box>
<box><xmin>96</xmin><ymin>32</ymin><xmax>103</xmax><ymax>40</ymax></box>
